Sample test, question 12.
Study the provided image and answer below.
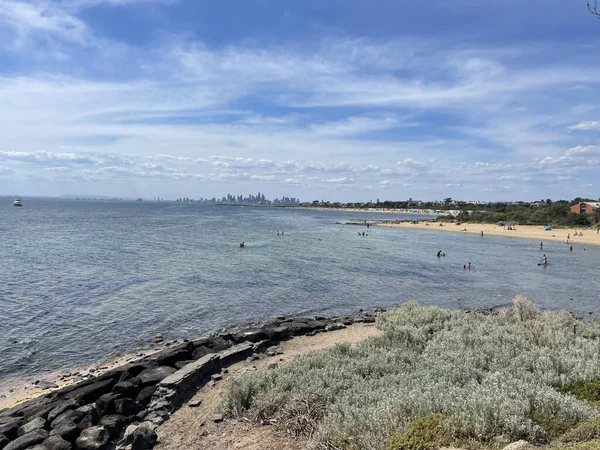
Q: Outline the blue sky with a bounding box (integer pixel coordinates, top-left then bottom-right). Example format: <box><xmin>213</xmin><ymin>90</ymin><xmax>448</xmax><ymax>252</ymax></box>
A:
<box><xmin>0</xmin><ymin>0</ymin><xmax>599</xmax><ymax>201</ymax></box>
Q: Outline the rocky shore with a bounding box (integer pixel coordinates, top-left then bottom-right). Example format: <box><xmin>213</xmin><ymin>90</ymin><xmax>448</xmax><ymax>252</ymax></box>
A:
<box><xmin>0</xmin><ymin>312</ymin><xmax>378</xmax><ymax>450</ymax></box>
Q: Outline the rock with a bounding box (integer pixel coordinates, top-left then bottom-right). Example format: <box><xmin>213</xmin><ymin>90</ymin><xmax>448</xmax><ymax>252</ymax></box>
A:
<box><xmin>96</xmin><ymin>393</ymin><xmax>125</xmax><ymax>417</ymax></box>
<box><xmin>219</xmin><ymin>343</ymin><xmax>253</xmax><ymax>365</ymax></box>
<box><xmin>232</xmin><ymin>329</ymin><xmax>266</xmax><ymax>344</ymax></box>
<box><xmin>48</xmin><ymin>400</ymin><xmax>80</xmax><ymax>423</ymax></box>
<box><xmin>212</xmin><ymin>414</ymin><xmax>223</xmax><ymax>424</ymax></box>
<box><xmin>74</xmin><ymin>404</ymin><xmax>98</xmax><ymax>430</ymax></box>
<box><xmin>260</xmin><ymin>325</ymin><xmax>291</xmax><ymax>341</ymax></box>
<box><xmin>50</xmin><ymin>410</ymin><xmax>84</xmax><ymax>431</ymax></box>
<box><xmin>191</xmin><ymin>346</ymin><xmax>215</xmax><ymax>360</ymax></box>
<box><xmin>135</xmin><ymin>387</ymin><xmax>157</xmax><ymax>407</ymax></box>
<box><xmin>188</xmin><ymin>401</ymin><xmax>201</xmax><ymax>408</ymax></box>
<box><xmin>174</xmin><ymin>360</ymin><xmax>195</xmax><ymax>370</ymax></box>
<box><xmin>36</xmin><ymin>381</ymin><xmax>59</xmax><ymax>390</ymax></box>
<box><xmin>75</xmin><ymin>426</ymin><xmax>109</xmax><ymax>450</ymax></box>
<box><xmin>501</xmin><ymin>441</ymin><xmax>533</xmax><ymax>450</ymax></box>
<box><xmin>204</xmin><ymin>337</ymin><xmax>231</xmax><ymax>351</ymax></box>
<box><xmin>267</xmin><ymin>364</ymin><xmax>278</xmax><ymax>370</ymax></box>
<box><xmin>325</xmin><ymin>322</ymin><xmax>346</xmax><ymax>332</ymax></box>
<box><xmin>17</xmin><ymin>417</ymin><xmax>46</xmax><ymax>436</ymax></box>
<box><xmin>137</xmin><ymin>366</ymin><xmax>176</xmax><ymax>387</ymax></box>
<box><xmin>130</xmin><ymin>427</ymin><xmax>157</xmax><ymax>450</ymax></box>
<box><xmin>362</xmin><ymin>316</ymin><xmax>376</xmax><ymax>323</ymax></box>
<box><xmin>210</xmin><ymin>374</ymin><xmax>222</xmax><ymax>382</ymax></box>
<box><xmin>49</xmin><ymin>422</ymin><xmax>80</xmax><ymax>442</ymax></box>
<box><xmin>98</xmin><ymin>415</ymin><xmax>126</xmax><ymax>438</ymax></box>
<box><xmin>0</xmin><ymin>419</ymin><xmax>23</xmax><ymax>439</ymax></box>
<box><xmin>152</xmin><ymin>343</ymin><xmax>193</xmax><ymax>367</ymax></box>
<box><xmin>112</xmin><ymin>379</ymin><xmax>141</xmax><ymax>398</ymax></box>
<box><xmin>3</xmin><ymin>429</ymin><xmax>49</xmax><ymax>450</ymax></box>
<box><xmin>64</xmin><ymin>380</ymin><xmax>115</xmax><ymax>405</ymax></box>
<box><xmin>113</xmin><ymin>398</ymin><xmax>144</xmax><ymax>417</ymax></box>
<box><xmin>0</xmin><ymin>434</ymin><xmax>9</xmax><ymax>449</ymax></box>
<box><xmin>153</xmin><ymin>334</ymin><xmax>163</xmax><ymax>344</ymax></box>
<box><xmin>42</xmin><ymin>435</ymin><xmax>72</xmax><ymax>450</ymax></box>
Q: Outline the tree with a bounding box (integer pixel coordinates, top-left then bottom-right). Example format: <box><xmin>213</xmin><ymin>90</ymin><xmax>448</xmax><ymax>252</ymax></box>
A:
<box><xmin>590</xmin><ymin>0</ymin><xmax>600</xmax><ymax>18</ymax></box>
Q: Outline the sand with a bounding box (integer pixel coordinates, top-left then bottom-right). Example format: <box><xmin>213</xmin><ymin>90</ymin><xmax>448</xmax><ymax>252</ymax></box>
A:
<box><xmin>154</xmin><ymin>322</ymin><xmax>381</xmax><ymax>450</ymax></box>
<box><xmin>377</xmin><ymin>221</ymin><xmax>600</xmax><ymax>246</ymax></box>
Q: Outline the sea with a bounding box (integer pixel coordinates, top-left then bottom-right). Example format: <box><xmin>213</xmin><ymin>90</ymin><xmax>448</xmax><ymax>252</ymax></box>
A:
<box><xmin>1</xmin><ymin>198</ymin><xmax>600</xmax><ymax>379</ymax></box>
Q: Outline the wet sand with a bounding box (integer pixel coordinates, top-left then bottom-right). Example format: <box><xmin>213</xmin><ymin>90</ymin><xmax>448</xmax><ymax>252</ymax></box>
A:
<box><xmin>377</xmin><ymin>222</ymin><xmax>600</xmax><ymax>246</ymax></box>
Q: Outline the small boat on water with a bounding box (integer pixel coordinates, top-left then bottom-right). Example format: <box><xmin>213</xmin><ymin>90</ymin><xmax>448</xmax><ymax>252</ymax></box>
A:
<box><xmin>13</xmin><ymin>198</ymin><xmax>23</xmax><ymax>207</ymax></box>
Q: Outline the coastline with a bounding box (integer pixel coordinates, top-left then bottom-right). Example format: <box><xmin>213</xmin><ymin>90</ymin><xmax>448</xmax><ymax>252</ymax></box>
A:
<box><xmin>376</xmin><ymin>221</ymin><xmax>600</xmax><ymax>246</ymax></box>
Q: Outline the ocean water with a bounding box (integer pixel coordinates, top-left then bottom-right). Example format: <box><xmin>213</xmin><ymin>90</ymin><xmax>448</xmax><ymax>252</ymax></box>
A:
<box><xmin>1</xmin><ymin>199</ymin><xmax>599</xmax><ymax>379</ymax></box>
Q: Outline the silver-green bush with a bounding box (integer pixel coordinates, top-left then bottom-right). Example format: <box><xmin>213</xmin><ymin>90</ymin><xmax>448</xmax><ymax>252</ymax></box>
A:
<box><xmin>222</xmin><ymin>297</ymin><xmax>600</xmax><ymax>449</ymax></box>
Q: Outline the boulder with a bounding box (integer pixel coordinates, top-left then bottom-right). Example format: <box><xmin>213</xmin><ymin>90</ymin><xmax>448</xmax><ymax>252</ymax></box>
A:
<box><xmin>94</xmin><ymin>393</ymin><xmax>123</xmax><ymax>417</ymax></box>
<box><xmin>0</xmin><ymin>419</ymin><xmax>23</xmax><ymax>439</ymax></box>
<box><xmin>50</xmin><ymin>410</ymin><xmax>84</xmax><ymax>431</ymax></box>
<box><xmin>260</xmin><ymin>325</ymin><xmax>291</xmax><ymax>341</ymax></box>
<box><xmin>135</xmin><ymin>387</ymin><xmax>157</xmax><ymax>407</ymax></box>
<box><xmin>63</xmin><ymin>380</ymin><xmax>115</xmax><ymax>405</ymax></box>
<box><xmin>204</xmin><ymin>337</ymin><xmax>231</xmax><ymax>351</ymax></box>
<box><xmin>151</xmin><ymin>342</ymin><xmax>193</xmax><ymax>367</ymax></box>
<box><xmin>111</xmin><ymin>379</ymin><xmax>141</xmax><ymax>398</ymax></box>
<box><xmin>74</xmin><ymin>405</ymin><xmax>99</xmax><ymax>430</ymax></box>
<box><xmin>113</xmin><ymin>399</ymin><xmax>144</xmax><ymax>417</ymax></box>
<box><xmin>98</xmin><ymin>415</ymin><xmax>126</xmax><ymax>438</ymax></box>
<box><xmin>0</xmin><ymin>433</ymin><xmax>9</xmax><ymax>449</ymax></box>
<box><xmin>232</xmin><ymin>329</ymin><xmax>266</xmax><ymax>344</ymax></box>
<box><xmin>219</xmin><ymin>343</ymin><xmax>253</xmax><ymax>366</ymax></box>
<box><xmin>121</xmin><ymin>361</ymin><xmax>158</xmax><ymax>378</ymax></box>
<box><xmin>75</xmin><ymin>426</ymin><xmax>109</xmax><ymax>450</ymax></box>
<box><xmin>137</xmin><ymin>367</ymin><xmax>176</xmax><ymax>387</ymax></box>
<box><xmin>174</xmin><ymin>360</ymin><xmax>195</xmax><ymax>370</ymax></box>
<box><xmin>190</xmin><ymin>346</ymin><xmax>214</xmax><ymax>360</ymax></box>
<box><xmin>47</xmin><ymin>400</ymin><xmax>80</xmax><ymax>423</ymax></box>
<box><xmin>3</xmin><ymin>429</ymin><xmax>49</xmax><ymax>450</ymax></box>
<box><xmin>130</xmin><ymin>427</ymin><xmax>157</xmax><ymax>450</ymax></box>
<box><xmin>49</xmin><ymin>422</ymin><xmax>80</xmax><ymax>442</ymax></box>
<box><xmin>42</xmin><ymin>435</ymin><xmax>72</xmax><ymax>450</ymax></box>
<box><xmin>17</xmin><ymin>417</ymin><xmax>46</xmax><ymax>436</ymax></box>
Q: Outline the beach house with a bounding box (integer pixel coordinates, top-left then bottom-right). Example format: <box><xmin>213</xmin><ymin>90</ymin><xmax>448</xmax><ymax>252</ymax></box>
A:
<box><xmin>570</xmin><ymin>202</ymin><xmax>600</xmax><ymax>214</ymax></box>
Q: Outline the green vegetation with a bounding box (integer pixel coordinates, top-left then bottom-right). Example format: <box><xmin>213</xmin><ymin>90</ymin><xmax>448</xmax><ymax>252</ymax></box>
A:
<box><xmin>562</xmin><ymin>417</ymin><xmax>600</xmax><ymax>443</ymax></box>
<box><xmin>557</xmin><ymin>380</ymin><xmax>600</xmax><ymax>406</ymax></box>
<box><xmin>222</xmin><ymin>296</ymin><xmax>600</xmax><ymax>449</ymax></box>
<box><xmin>437</xmin><ymin>199</ymin><xmax>600</xmax><ymax>227</ymax></box>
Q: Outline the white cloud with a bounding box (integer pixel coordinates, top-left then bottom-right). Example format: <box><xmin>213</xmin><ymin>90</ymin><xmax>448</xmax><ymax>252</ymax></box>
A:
<box><xmin>569</xmin><ymin>121</ymin><xmax>600</xmax><ymax>131</ymax></box>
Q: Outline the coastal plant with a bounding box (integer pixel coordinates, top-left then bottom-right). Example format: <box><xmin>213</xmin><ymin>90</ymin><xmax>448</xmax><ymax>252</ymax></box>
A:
<box><xmin>222</xmin><ymin>297</ymin><xmax>600</xmax><ymax>449</ymax></box>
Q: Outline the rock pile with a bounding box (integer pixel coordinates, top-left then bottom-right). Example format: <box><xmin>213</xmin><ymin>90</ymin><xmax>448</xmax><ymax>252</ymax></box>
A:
<box><xmin>0</xmin><ymin>313</ymin><xmax>378</xmax><ymax>450</ymax></box>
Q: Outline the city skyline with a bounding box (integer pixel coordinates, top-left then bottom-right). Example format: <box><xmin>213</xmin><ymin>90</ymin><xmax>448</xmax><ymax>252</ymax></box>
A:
<box><xmin>0</xmin><ymin>1</ymin><xmax>599</xmax><ymax>201</ymax></box>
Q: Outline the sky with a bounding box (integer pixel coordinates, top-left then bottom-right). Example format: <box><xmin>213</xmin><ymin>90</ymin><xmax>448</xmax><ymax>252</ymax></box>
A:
<box><xmin>0</xmin><ymin>0</ymin><xmax>599</xmax><ymax>202</ymax></box>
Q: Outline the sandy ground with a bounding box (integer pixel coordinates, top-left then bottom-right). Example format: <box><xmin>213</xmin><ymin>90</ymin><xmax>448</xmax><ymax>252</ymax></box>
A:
<box><xmin>0</xmin><ymin>346</ymin><xmax>164</xmax><ymax>411</ymax></box>
<box><xmin>377</xmin><ymin>221</ymin><xmax>600</xmax><ymax>246</ymax></box>
<box><xmin>154</xmin><ymin>323</ymin><xmax>381</xmax><ymax>450</ymax></box>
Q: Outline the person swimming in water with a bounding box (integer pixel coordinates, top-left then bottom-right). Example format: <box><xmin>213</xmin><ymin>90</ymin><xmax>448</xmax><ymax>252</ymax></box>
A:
<box><xmin>540</xmin><ymin>241</ymin><xmax>543</xmax><ymax>250</ymax></box>
<box><xmin>240</xmin><ymin>241</ymin><xmax>245</xmax><ymax>248</ymax></box>
<box><xmin>570</xmin><ymin>245</ymin><xmax>573</xmax><ymax>251</ymax></box>
<box><xmin>437</xmin><ymin>250</ymin><xmax>442</xmax><ymax>257</ymax></box>
<box><xmin>540</xmin><ymin>254</ymin><xmax>547</xmax><ymax>265</ymax></box>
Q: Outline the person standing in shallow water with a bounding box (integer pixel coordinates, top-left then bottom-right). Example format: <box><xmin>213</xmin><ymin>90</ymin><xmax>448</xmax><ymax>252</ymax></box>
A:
<box><xmin>540</xmin><ymin>241</ymin><xmax>543</xmax><ymax>250</ymax></box>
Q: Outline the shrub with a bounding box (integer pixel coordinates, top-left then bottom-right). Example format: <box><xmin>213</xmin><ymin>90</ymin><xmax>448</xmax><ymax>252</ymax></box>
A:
<box><xmin>223</xmin><ymin>299</ymin><xmax>600</xmax><ymax>449</ymax></box>
<box><xmin>557</xmin><ymin>380</ymin><xmax>600</xmax><ymax>405</ymax></box>
<box><xmin>387</xmin><ymin>414</ymin><xmax>452</xmax><ymax>450</ymax></box>
<box><xmin>562</xmin><ymin>417</ymin><xmax>600</xmax><ymax>443</ymax></box>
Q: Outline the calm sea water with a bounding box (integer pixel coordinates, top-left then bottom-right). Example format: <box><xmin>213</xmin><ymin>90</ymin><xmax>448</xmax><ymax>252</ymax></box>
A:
<box><xmin>1</xmin><ymin>199</ymin><xmax>599</xmax><ymax>378</ymax></box>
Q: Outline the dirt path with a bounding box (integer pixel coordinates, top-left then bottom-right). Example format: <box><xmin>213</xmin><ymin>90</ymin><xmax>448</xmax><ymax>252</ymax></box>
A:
<box><xmin>154</xmin><ymin>323</ymin><xmax>381</xmax><ymax>450</ymax></box>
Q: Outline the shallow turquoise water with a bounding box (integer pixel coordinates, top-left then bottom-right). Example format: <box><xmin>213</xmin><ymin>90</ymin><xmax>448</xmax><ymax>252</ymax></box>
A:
<box><xmin>1</xmin><ymin>199</ymin><xmax>599</xmax><ymax>378</ymax></box>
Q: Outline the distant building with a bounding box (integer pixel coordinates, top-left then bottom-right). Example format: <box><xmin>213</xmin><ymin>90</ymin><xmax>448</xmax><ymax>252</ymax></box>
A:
<box><xmin>570</xmin><ymin>202</ymin><xmax>600</xmax><ymax>214</ymax></box>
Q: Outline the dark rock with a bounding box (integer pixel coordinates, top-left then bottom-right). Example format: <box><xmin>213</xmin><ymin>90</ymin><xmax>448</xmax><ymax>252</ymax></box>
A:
<box><xmin>137</xmin><ymin>366</ymin><xmax>176</xmax><ymax>387</ymax></box>
<box><xmin>17</xmin><ymin>417</ymin><xmax>46</xmax><ymax>436</ymax></box>
<box><xmin>49</xmin><ymin>423</ymin><xmax>80</xmax><ymax>442</ymax></box>
<box><xmin>174</xmin><ymin>360</ymin><xmax>195</xmax><ymax>370</ymax></box>
<box><xmin>232</xmin><ymin>329</ymin><xmax>266</xmax><ymax>344</ymax></box>
<box><xmin>135</xmin><ymin>387</ymin><xmax>157</xmax><ymax>407</ymax></box>
<box><xmin>325</xmin><ymin>322</ymin><xmax>346</xmax><ymax>332</ymax></box>
<box><xmin>50</xmin><ymin>410</ymin><xmax>84</xmax><ymax>431</ymax></box>
<box><xmin>0</xmin><ymin>419</ymin><xmax>23</xmax><ymax>440</ymax></box>
<box><xmin>204</xmin><ymin>337</ymin><xmax>231</xmax><ymax>351</ymax></box>
<box><xmin>362</xmin><ymin>316</ymin><xmax>376</xmax><ymax>323</ymax></box>
<box><xmin>260</xmin><ymin>325</ymin><xmax>291</xmax><ymax>341</ymax></box>
<box><xmin>36</xmin><ymin>381</ymin><xmax>59</xmax><ymax>390</ymax></box>
<box><xmin>3</xmin><ymin>429</ymin><xmax>48</xmax><ymax>450</ymax></box>
<box><xmin>0</xmin><ymin>433</ymin><xmax>9</xmax><ymax>449</ymax></box>
<box><xmin>47</xmin><ymin>400</ymin><xmax>80</xmax><ymax>423</ymax></box>
<box><xmin>188</xmin><ymin>401</ymin><xmax>201</xmax><ymax>408</ymax></box>
<box><xmin>94</xmin><ymin>393</ymin><xmax>122</xmax><ymax>417</ymax></box>
<box><xmin>1</xmin><ymin>397</ymin><xmax>55</xmax><ymax>423</ymax></box>
<box><xmin>63</xmin><ymin>380</ymin><xmax>115</xmax><ymax>405</ymax></box>
<box><xmin>113</xmin><ymin>399</ymin><xmax>144</xmax><ymax>417</ymax></box>
<box><xmin>98</xmin><ymin>415</ymin><xmax>125</xmax><ymax>438</ymax></box>
<box><xmin>212</xmin><ymin>414</ymin><xmax>223</xmax><ymax>423</ymax></box>
<box><xmin>42</xmin><ymin>435</ymin><xmax>72</xmax><ymax>450</ymax></box>
<box><xmin>112</xmin><ymin>379</ymin><xmax>141</xmax><ymax>398</ymax></box>
<box><xmin>74</xmin><ymin>405</ymin><xmax>99</xmax><ymax>430</ymax></box>
<box><xmin>74</xmin><ymin>426</ymin><xmax>109</xmax><ymax>450</ymax></box>
<box><xmin>151</xmin><ymin>342</ymin><xmax>193</xmax><ymax>367</ymax></box>
<box><xmin>121</xmin><ymin>361</ymin><xmax>158</xmax><ymax>378</ymax></box>
<box><xmin>130</xmin><ymin>427</ymin><xmax>157</xmax><ymax>450</ymax></box>
<box><xmin>210</xmin><ymin>374</ymin><xmax>222</xmax><ymax>382</ymax></box>
<box><xmin>190</xmin><ymin>346</ymin><xmax>215</xmax><ymax>360</ymax></box>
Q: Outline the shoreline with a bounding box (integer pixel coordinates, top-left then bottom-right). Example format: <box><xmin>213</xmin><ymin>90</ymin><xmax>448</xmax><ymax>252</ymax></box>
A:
<box><xmin>375</xmin><ymin>221</ymin><xmax>600</xmax><ymax>246</ymax></box>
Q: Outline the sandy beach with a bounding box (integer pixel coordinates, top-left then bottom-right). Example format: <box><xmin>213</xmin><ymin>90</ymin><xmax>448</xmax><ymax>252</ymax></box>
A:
<box><xmin>377</xmin><ymin>221</ymin><xmax>600</xmax><ymax>246</ymax></box>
